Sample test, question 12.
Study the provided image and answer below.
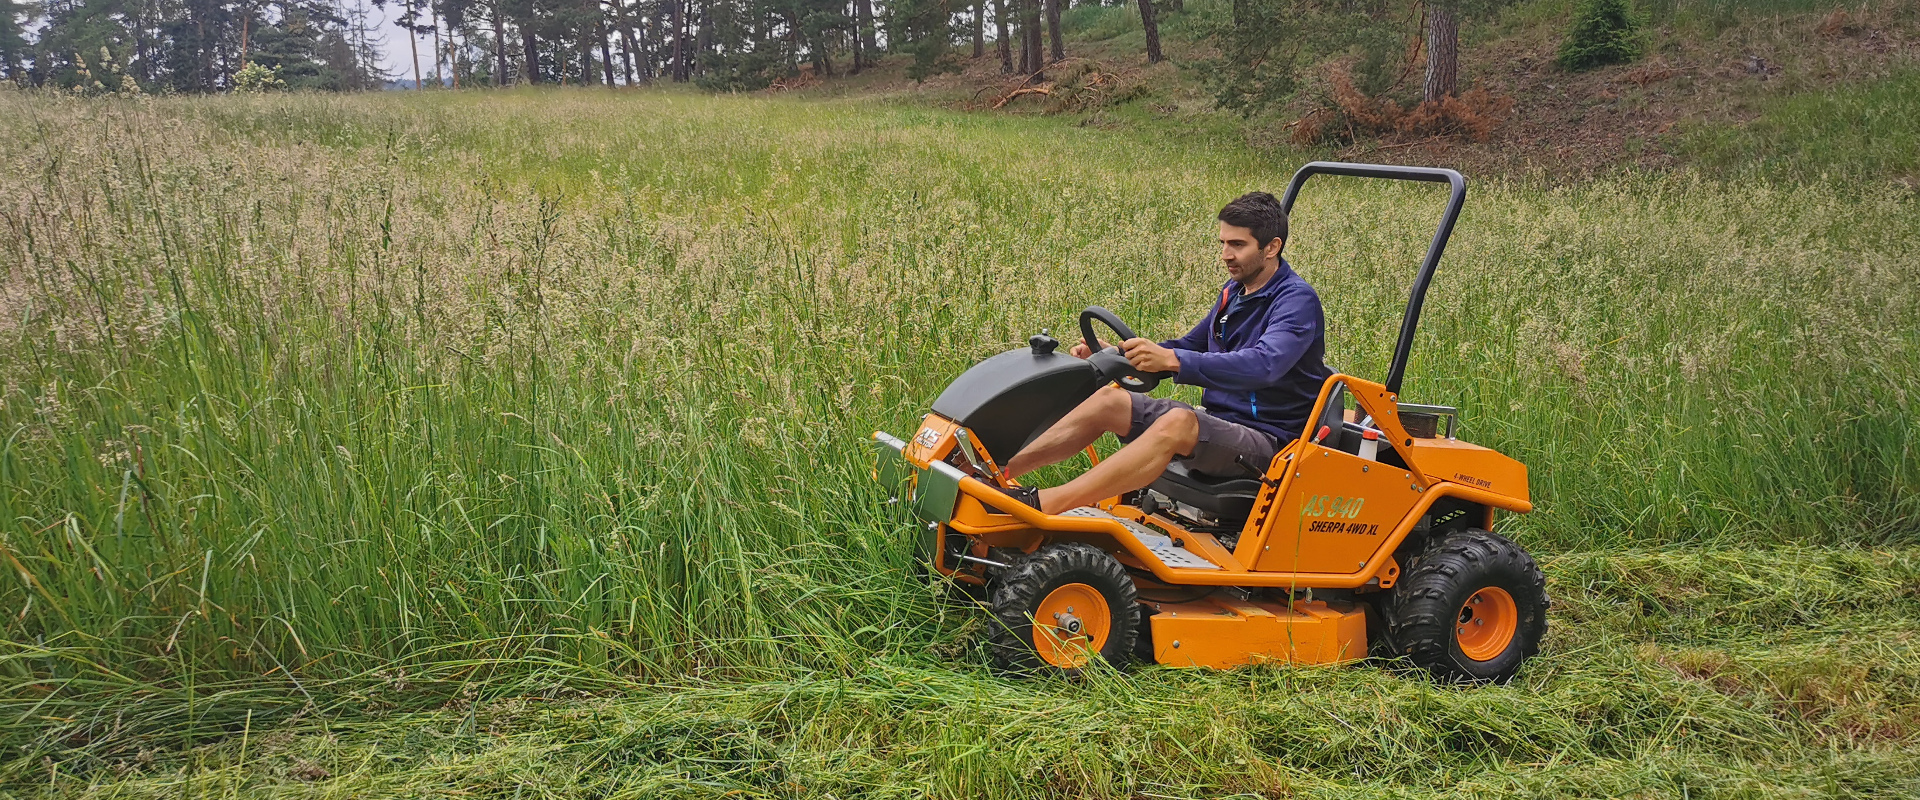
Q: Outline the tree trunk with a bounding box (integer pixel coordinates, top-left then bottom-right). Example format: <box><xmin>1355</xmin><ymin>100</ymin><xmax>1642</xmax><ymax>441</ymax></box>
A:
<box><xmin>847</xmin><ymin>0</ymin><xmax>861</xmax><ymax>72</ymax></box>
<box><xmin>596</xmin><ymin>18</ymin><xmax>611</xmax><ymax>85</ymax></box>
<box><xmin>638</xmin><ymin>14</ymin><xmax>654</xmax><ymax>80</ymax></box>
<box><xmin>781</xmin><ymin>9</ymin><xmax>799</xmax><ymax>74</ymax></box>
<box><xmin>1137</xmin><ymin>0</ymin><xmax>1161</xmax><ymax>64</ymax></box>
<box><xmin>431</xmin><ymin>9</ymin><xmax>443</xmax><ymax>85</ymax></box>
<box><xmin>972</xmin><ymin>0</ymin><xmax>984</xmax><ymax>58</ymax></box>
<box><xmin>448</xmin><ymin>21</ymin><xmax>461</xmax><ymax>88</ymax></box>
<box><xmin>201</xmin><ymin>13</ymin><xmax>214</xmax><ymax>89</ymax></box>
<box><xmin>522</xmin><ymin>24</ymin><xmax>539</xmax><ymax>83</ymax></box>
<box><xmin>579</xmin><ymin>32</ymin><xmax>594</xmax><ymax>84</ymax></box>
<box><xmin>1030</xmin><ymin>0</ymin><xmax>1044</xmax><ymax>71</ymax></box>
<box><xmin>695</xmin><ymin>0</ymin><xmax>711</xmax><ymax>76</ymax></box>
<box><xmin>810</xmin><ymin>19</ymin><xmax>834</xmax><ymax>79</ymax></box>
<box><xmin>598</xmin><ymin>25</ymin><xmax>613</xmax><ymax>84</ymax></box>
<box><xmin>1044</xmin><ymin>0</ymin><xmax>1060</xmax><ymax>63</ymax></box>
<box><xmin>993</xmin><ymin>0</ymin><xmax>1010</xmax><ymax>72</ymax></box>
<box><xmin>124</xmin><ymin>0</ymin><xmax>150</xmax><ymax>85</ymax></box>
<box><xmin>857</xmin><ymin>0</ymin><xmax>876</xmax><ymax>54</ymax></box>
<box><xmin>1016</xmin><ymin>3</ymin><xmax>1028</xmax><ymax>73</ymax></box>
<box><xmin>621</xmin><ymin>21</ymin><xmax>637</xmax><ymax>83</ymax></box>
<box><xmin>407</xmin><ymin>0</ymin><xmax>423</xmax><ymax>88</ymax></box>
<box><xmin>1020</xmin><ymin>0</ymin><xmax>1040</xmax><ymax>73</ymax></box>
<box><xmin>493</xmin><ymin>5</ymin><xmax>508</xmax><ymax>85</ymax></box>
<box><xmin>670</xmin><ymin>0</ymin><xmax>687</xmax><ymax>81</ymax></box>
<box><xmin>1424</xmin><ymin>4</ymin><xmax>1458</xmax><ymax>102</ymax></box>
<box><xmin>132</xmin><ymin>4</ymin><xmax>151</xmax><ymax>84</ymax></box>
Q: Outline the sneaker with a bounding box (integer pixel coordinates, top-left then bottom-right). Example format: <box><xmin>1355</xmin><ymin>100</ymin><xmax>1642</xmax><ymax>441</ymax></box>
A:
<box><xmin>987</xmin><ymin>485</ymin><xmax>1043</xmax><ymax>515</ymax></box>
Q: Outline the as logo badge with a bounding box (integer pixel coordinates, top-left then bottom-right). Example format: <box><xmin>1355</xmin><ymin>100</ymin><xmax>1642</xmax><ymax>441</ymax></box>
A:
<box><xmin>1300</xmin><ymin>494</ymin><xmax>1366</xmax><ymax>519</ymax></box>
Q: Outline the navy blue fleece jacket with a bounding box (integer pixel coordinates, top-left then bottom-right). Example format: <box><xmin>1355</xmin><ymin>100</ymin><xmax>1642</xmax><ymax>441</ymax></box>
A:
<box><xmin>1159</xmin><ymin>259</ymin><xmax>1333</xmax><ymax>443</ymax></box>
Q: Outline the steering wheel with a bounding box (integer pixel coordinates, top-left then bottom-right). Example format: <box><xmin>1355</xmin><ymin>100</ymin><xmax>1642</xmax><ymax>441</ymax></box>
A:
<box><xmin>1080</xmin><ymin>306</ymin><xmax>1176</xmax><ymax>393</ymax></box>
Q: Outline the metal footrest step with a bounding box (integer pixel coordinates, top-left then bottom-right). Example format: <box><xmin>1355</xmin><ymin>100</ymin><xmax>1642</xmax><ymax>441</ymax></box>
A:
<box><xmin>1061</xmin><ymin>507</ymin><xmax>1222</xmax><ymax>571</ymax></box>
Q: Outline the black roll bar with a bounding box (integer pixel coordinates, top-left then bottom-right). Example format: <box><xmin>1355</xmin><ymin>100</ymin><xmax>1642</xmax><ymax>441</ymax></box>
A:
<box><xmin>1278</xmin><ymin>161</ymin><xmax>1467</xmax><ymax>396</ymax></box>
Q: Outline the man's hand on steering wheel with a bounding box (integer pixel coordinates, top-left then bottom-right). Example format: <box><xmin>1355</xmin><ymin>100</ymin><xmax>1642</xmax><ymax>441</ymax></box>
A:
<box><xmin>1122</xmin><ymin>338</ymin><xmax>1180</xmax><ymax>374</ymax></box>
<box><xmin>1069</xmin><ymin>338</ymin><xmax>1106</xmax><ymax>359</ymax></box>
<box><xmin>1078</xmin><ymin>306</ymin><xmax>1176</xmax><ymax>392</ymax></box>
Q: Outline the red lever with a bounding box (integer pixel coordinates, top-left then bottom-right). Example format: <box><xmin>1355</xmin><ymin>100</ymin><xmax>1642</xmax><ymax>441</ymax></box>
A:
<box><xmin>1315</xmin><ymin>425</ymin><xmax>1331</xmax><ymax>443</ymax></box>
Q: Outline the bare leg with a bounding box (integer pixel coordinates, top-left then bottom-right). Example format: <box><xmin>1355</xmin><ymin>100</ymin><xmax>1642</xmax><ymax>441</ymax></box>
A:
<box><xmin>1037</xmin><ymin>408</ymin><xmax>1198</xmax><ymax>514</ymax></box>
<box><xmin>1003</xmin><ymin>385</ymin><xmax>1134</xmax><ymax>479</ymax></box>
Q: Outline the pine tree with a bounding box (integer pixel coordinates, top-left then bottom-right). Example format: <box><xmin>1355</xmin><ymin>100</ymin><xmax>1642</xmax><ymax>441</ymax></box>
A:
<box><xmin>1557</xmin><ymin>0</ymin><xmax>1642</xmax><ymax>71</ymax></box>
<box><xmin>0</xmin><ymin>0</ymin><xmax>32</xmax><ymax>80</ymax></box>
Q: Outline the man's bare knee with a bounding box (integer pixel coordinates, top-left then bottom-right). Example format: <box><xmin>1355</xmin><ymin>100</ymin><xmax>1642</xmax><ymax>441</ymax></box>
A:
<box><xmin>1092</xmin><ymin>384</ymin><xmax>1131</xmax><ymax>408</ymax></box>
<box><xmin>1138</xmin><ymin>408</ymin><xmax>1199</xmax><ymax>457</ymax></box>
<box><xmin>1089</xmin><ymin>385</ymin><xmax>1135</xmax><ymax>435</ymax></box>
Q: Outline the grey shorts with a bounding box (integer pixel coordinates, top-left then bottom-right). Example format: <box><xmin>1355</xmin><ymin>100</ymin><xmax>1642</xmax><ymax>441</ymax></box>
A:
<box><xmin>1121</xmin><ymin>395</ymin><xmax>1281</xmax><ymax>478</ymax></box>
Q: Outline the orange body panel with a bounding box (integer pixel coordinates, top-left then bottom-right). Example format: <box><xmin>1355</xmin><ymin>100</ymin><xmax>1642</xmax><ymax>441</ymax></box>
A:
<box><xmin>1147</xmin><ymin>597</ymin><xmax>1367</xmax><ymax>667</ymax></box>
<box><xmin>902</xmin><ymin>414</ymin><xmax>960</xmax><ymax>468</ymax></box>
<box><xmin>1248</xmin><ymin>442</ymin><xmax>1425</xmax><ymax>574</ymax></box>
<box><xmin>1406</xmin><ymin>437</ymin><xmax>1530</xmax><ymax>504</ymax></box>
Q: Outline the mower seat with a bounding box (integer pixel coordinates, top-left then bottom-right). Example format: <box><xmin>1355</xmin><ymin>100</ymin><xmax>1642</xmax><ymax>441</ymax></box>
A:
<box><xmin>1148</xmin><ymin>461</ymin><xmax>1264</xmax><ymax>521</ymax></box>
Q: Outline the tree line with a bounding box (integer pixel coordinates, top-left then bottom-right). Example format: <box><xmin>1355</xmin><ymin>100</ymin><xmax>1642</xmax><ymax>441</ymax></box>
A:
<box><xmin>0</xmin><ymin>0</ymin><xmax>1190</xmax><ymax>93</ymax></box>
<box><xmin>1</xmin><ymin>0</ymin><xmax>1501</xmax><ymax>104</ymax></box>
<box><xmin>3</xmin><ymin>0</ymin><xmax>386</xmax><ymax>91</ymax></box>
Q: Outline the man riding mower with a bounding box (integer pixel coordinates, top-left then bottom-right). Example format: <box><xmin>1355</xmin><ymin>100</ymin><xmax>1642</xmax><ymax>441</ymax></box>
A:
<box><xmin>874</xmin><ymin>162</ymin><xmax>1549</xmax><ymax>684</ymax></box>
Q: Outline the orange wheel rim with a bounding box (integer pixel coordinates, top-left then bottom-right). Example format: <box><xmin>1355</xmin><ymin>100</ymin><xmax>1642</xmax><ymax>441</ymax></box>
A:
<box><xmin>1033</xmin><ymin>583</ymin><xmax>1111</xmax><ymax>669</ymax></box>
<box><xmin>1455</xmin><ymin>587</ymin><xmax>1518</xmax><ymax>662</ymax></box>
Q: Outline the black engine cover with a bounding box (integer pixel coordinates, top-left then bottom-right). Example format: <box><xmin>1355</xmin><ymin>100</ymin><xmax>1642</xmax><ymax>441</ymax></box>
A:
<box><xmin>930</xmin><ymin>348</ymin><xmax>1104</xmax><ymax>462</ymax></box>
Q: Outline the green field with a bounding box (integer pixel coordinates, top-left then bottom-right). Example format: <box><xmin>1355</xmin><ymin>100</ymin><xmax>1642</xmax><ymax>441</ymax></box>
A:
<box><xmin>1</xmin><ymin>88</ymin><xmax>1917</xmax><ymax>798</ymax></box>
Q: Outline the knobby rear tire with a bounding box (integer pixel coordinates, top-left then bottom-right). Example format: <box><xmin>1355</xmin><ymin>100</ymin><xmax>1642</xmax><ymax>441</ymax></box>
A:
<box><xmin>1377</xmin><ymin>528</ymin><xmax>1549</xmax><ymax>684</ymax></box>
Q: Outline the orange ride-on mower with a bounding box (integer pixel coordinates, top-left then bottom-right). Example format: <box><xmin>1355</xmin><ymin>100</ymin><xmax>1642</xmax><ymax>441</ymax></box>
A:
<box><xmin>874</xmin><ymin>163</ymin><xmax>1548</xmax><ymax>684</ymax></box>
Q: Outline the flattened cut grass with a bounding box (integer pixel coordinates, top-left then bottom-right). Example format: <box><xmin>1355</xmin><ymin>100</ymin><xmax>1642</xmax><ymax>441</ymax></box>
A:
<box><xmin>13</xmin><ymin>544</ymin><xmax>1920</xmax><ymax>798</ymax></box>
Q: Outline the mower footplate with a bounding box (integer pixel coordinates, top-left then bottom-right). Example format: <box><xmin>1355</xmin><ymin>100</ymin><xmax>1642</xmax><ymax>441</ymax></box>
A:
<box><xmin>1060</xmin><ymin>507</ymin><xmax>1221</xmax><ymax>571</ymax></box>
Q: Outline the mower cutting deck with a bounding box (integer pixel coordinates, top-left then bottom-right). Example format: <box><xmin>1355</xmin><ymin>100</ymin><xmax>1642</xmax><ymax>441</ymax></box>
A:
<box><xmin>874</xmin><ymin>162</ymin><xmax>1549</xmax><ymax>684</ymax></box>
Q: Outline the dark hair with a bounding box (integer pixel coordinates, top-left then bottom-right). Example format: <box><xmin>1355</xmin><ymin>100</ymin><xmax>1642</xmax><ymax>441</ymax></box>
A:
<box><xmin>1218</xmin><ymin>192</ymin><xmax>1288</xmax><ymax>250</ymax></box>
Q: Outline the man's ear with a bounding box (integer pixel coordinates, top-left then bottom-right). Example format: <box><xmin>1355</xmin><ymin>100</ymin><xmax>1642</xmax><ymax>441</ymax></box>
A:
<box><xmin>1265</xmin><ymin>238</ymin><xmax>1284</xmax><ymax>259</ymax></box>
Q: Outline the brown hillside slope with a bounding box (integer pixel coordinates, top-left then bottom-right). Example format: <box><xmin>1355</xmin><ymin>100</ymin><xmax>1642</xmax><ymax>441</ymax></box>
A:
<box><xmin>1443</xmin><ymin>6</ymin><xmax>1918</xmax><ymax>177</ymax></box>
<box><xmin>776</xmin><ymin>5</ymin><xmax>1918</xmax><ymax>180</ymax></box>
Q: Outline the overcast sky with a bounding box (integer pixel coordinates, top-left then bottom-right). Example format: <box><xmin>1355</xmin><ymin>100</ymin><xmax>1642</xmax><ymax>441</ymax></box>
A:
<box><xmin>363</xmin><ymin>0</ymin><xmax>436</xmax><ymax>84</ymax></box>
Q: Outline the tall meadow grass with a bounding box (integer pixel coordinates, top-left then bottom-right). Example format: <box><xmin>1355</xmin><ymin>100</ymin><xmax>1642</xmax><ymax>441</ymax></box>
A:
<box><xmin>0</xmin><ymin>88</ymin><xmax>1916</xmax><ymax>794</ymax></box>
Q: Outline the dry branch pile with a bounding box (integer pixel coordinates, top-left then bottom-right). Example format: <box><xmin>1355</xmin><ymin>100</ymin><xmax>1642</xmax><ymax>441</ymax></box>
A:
<box><xmin>1289</xmin><ymin>65</ymin><xmax>1514</xmax><ymax>147</ymax></box>
<box><xmin>976</xmin><ymin>59</ymin><xmax>1147</xmax><ymax>113</ymax></box>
